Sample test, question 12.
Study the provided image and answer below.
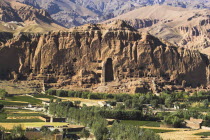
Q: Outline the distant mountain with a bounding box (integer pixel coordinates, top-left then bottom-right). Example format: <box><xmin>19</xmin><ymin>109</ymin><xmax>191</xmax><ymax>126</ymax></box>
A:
<box><xmin>17</xmin><ymin>0</ymin><xmax>210</xmax><ymax>28</ymax></box>
<box><xmin>104</xmin><ymin>5</ymin><xmax>210</xmax><ymax>51</ymax></box>
<box><xmin>0</xmin><ymin>0</ymin><xmax>65</xmax><ymax>33</ymax></box>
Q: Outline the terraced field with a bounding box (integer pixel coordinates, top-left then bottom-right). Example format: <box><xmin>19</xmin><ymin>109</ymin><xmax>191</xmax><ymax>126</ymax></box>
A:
<box><xmin>159</xmin><ymin>129</ymin><xmax>210</xmax><ymax>140</ymax></box>
<box><xmin>0</xmin><ymin>122</ymin><xmax>68</xmax><ymax>130</ymax></box>
<box><xmin>0</xmin><ymin>109</ymin><xmax>45</xmax><ymax>123</ymax></box>
<box><xmin>141</xmin><ymin>126</ymin><xmax>210</xmax><ymax>140</ymax></box>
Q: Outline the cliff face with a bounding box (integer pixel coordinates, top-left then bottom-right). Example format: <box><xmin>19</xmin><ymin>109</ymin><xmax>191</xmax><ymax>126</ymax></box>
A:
<box><xmin>0</xmin><ymin>21</ymin><xmax>208</xmax><ymax>92</ymax></box>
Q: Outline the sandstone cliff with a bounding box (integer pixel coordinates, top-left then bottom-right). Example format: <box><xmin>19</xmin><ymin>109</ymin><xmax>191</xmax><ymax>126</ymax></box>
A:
<box><xmin>0</xmin><ymin>21</ymin><xmax>208</xmax><ymax>93</ymax></box>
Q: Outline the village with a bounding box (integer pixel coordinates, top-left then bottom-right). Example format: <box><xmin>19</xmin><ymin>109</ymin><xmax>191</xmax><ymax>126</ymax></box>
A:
<box><xmin>0</xmin><ymin>86</ymin><xmax>210</xmax><ymax>140</ymax></box>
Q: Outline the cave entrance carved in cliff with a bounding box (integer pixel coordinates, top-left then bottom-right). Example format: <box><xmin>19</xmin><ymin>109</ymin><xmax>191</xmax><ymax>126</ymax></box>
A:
<box><xmin>104</xmin><ymin>58</ymin><xmax>114</xmax><ymax>82</ymax></box>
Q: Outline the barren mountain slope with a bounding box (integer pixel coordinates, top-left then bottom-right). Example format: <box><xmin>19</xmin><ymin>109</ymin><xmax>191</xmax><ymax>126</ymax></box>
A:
<box><xmin>0</xmin><ymin>0</ymin><xmax>65</xmax><ymax>33</ymax></box>
<box><xmin>105</xmin><ymin>5</ymin><xmax>210</xmax><ymax>51</ymax></box>
<box><xmin>17</xmin><ymin>0</ymin><xmax>210</xmax><ymax>28</ymax></box>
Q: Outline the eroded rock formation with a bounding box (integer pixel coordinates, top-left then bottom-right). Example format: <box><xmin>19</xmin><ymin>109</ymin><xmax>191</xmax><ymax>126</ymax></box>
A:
<box><xmin>104</xmin><ymin>5</ymin><xmax>210</xmax><ymax>51</ymax></box>
<box><xmin>0</xmin><ymin>0</ymin><xmax>64</xmax><ymax>33</ymax></box>
<box><xmin>0</xmin><ymin>21</ymin><xmax>209</xmax><ymax>93</ymax></box>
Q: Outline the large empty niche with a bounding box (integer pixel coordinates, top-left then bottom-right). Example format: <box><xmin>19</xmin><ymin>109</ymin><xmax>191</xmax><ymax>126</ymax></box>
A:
<box><xmin>104</xmin><ymin>58</ymin><xmax>114</xmax><ymax>82</ymax></box>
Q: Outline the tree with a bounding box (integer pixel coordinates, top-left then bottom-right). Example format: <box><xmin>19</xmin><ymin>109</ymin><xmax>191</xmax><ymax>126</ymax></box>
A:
<box><xmin>164</xmin><ymin>115</ymin><xmax>183</xmax><ymax>128</ymax></box>
<box><xmin>0</xmin><ymin>126</ymin><xmax>5</xmax><ymax>140</ymax></box>
<box><xmin>0</xmin><ymin>104</ymin><xmax>4</xmax><ymax>112</ymax></box>
<box><xmin>124</xmin><ymin>99</ymin><xmax>132</xmax><ymax>109</ymax></box>
<box><xmin>150</xmin><ymin>99</ymin><xmax>158</xmax><ymax>108</ymax></box>
<box><xmin>165</xmin><ymin>97</ymin><xmax>173</xmax><ymax>108</ymax></box>
<box><xmin>50</xmin><ymin>98</ymin><xmax>54</xmax><ymax>103</ymax></box>
<box><xmin>91</xmin><ymin>117</ymin><xmax>108</xmax><ymax>140</ymax></box>
<box><xmin>74</xmin><ymin>101</ymin><xmax>81</xmax><ymax>107</ymax></box>
<box><xmin>10</xmin><ymin>125</ymin><xmax>27</xmax><ymax>140</ymax></box>
<box><xmin>46</xmin><ymin>89</ymin><xmax>56</xmax><ymax>95</ymax></box>
<box><xmin>40</xmin><ymin>126</ymin><xmax>51</xmax><ymax>136</ymax></box>
<box><xmin>110</xmin><ymin>122</ymin><xmax>162</xmax><ymax>140</ymax></box>
<box><xmin>56</xmin><ymin>98</ymin><xmax>62</xmax><ymax>103</ymax></box>
<box><xmin>80</xmin><ymin>129</ymin><xmax>90</xmax><ymax>139</ymax></box>
<box><xmin>203</xmin><ymin>99</ymin><xmax>209</xmax><ymax>109</ymax></box>
<box><xmin>116</xmin><ymin>104</ymin><xmax>125</xmax><ymax>110</ymax></box>
<box><xmin>52</xmin><ymin>129</ymin><xmax>60</xmax><ymax>134</ymax></box>
<box><xmin>0</xmin><ymin>89</ymin><xmax>8</xmax><ymax>100</ymax></box>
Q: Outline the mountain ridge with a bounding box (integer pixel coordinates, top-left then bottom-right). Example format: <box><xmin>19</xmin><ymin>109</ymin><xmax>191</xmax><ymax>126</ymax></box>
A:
<box><xmin>0</xmin><ymin>0</ymin><xmax>65</xmax><ymax>34</ymax></box>
<box><xmin>17</xmin><ymin>0</ymin><xmax>210</xmax><ymax>28</ymax></box>
<box><xmin>104</xmin><ymin>5</ymin><xmax>210</xmax><ymax>51</ymax></box>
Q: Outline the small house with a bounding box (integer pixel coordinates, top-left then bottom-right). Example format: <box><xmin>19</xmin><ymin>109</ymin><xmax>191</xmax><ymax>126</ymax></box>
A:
<box><xmin>185</xmin><ymin>117</ymin><xmax>203</xmax><ymax>129</ymax></box>
<box><xmin>98</xmin><ymin>101</ymin><xmax>107</xmax><ymax>107</ymax></box>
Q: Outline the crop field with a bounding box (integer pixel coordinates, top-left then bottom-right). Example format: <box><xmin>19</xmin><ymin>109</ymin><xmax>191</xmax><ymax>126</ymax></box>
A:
<box><xmin>0</xmin><ymin>100</ymin><xmax>28</xmax><ymax>106</ymax></box>
<box><xmin>0</xmin><ymin>109</ymin><xmax>44</xmax><ymax>123</ymax></box>
<box><xmin>7</xmin><ymin>113</ymin><xmax>43</xmax><ymax>117</ymax></box>
<box><xmin>158</xmin><ymin>128</ymin><xmax>210</xmax><ymax>140</ymax></box>
<box><xmin>0</xmin><ymin>95</ymin><xmax>42</xmax><ymax>106</ymax></box>
<box><xmin>0</xmin><ymin>122</ymin><xmax>68</xmax><ymax>130</ymax></box>
<box><xmin>5</xmin><ymin>109</ymin><xmax>34</xmax><ymax>112</ymax></box>
<box><xmin>7</xmin><ymin>96</ymin><xmax>42</xmax><ymax>105</ymax></box>
<box><xmin>33</xmin><ymin>94</ymin><xmax>57</xmax><ymax>99</ymax></box>
<box><xmin>147</xmin><ymin>128</ymin><xmax>176</xmax><ymax>133</ymax></box>
<box><xmin>195</xmin><ymin>132</ymin><xmax>210</xmax><ymax>136</ymax></box>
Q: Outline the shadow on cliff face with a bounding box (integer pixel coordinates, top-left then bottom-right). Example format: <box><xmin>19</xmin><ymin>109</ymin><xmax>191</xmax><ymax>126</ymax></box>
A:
<box><xmin>104</xmin><ymin>58</ymin><xmax>114</xmax><ymax>82</ymax></box>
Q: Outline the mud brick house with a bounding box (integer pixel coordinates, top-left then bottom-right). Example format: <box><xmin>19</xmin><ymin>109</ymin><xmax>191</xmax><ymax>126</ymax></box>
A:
<box><xmin>185</xmin><ymin>117</ymin><xmax>203</xmax><ymax>129</ymax></box>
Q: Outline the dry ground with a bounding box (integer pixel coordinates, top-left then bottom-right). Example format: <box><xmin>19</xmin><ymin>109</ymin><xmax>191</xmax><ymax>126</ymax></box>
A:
<box><xmin>142</xmin><ymin>126</ymin><xmax>210</xmax><ymax>140</ymax></box>
<box><xmin>0</xmin><ymin>80</ymin><xmax>39</xmax><ymax>94</ymax></box>
<box><xmin>58</xmin><ymin>97</ymin><xmax>108</xmax><ymax>106</ymax></box>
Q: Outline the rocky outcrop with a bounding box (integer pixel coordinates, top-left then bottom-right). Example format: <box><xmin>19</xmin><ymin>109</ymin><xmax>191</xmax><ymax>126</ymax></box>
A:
<box><xmin>0</xmin><ymin>21</ymin><xmax>208</xmax><ymax>93</ymax></box>
<box><xmin>106</xmin><ymin>19</ymin><xmax>159</xmax><ymax>30</ymax></box>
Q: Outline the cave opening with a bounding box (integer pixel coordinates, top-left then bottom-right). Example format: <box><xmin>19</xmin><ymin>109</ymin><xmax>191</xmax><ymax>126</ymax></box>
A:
<box><xmin>105</xmin><ymin>58</ymin><xmax>114</xmax><ymax>82</ymax></box>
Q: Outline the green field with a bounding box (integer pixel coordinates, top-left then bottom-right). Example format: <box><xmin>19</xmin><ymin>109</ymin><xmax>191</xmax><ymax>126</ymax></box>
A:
<box><xmin>195</xmin><ymin>132</ymin><xmax>210</xmax><ymax>136</ymax></box>
<box><xmin>120</xmin><ymin>120</ymin><xmax>161</xmax><ymax>127</ymax></box>
<box><xmin>7</xmin><ymin>96</ymin><xmax>42</xmax><ymax>105</ymax></box>
<box><xmin>0</xmin><ymin>112</ymin><xmax>44</xmax><ymax>122</ymax></box>
<box><xmin>0</xmin><ymin>100</ymin><xmax>28</xmax><ymax>106</ymax></box>
<box><xmin>5</xmin><ymin>109</ymin><xmax>34</xmax><ymax>112</ymax></box>
<box><xmin>0</xmin><ymin>109</ymin><xmax>44</xmax><ymax>123</ymax></box>
<box><xmin>7</xmin><ymin>113</ymin><xmax>43</xmax><ymax>117</ymax></box>
<box><xmin>146</xmin><ymin>128</ymin><xmax>176</xmax><ymax>133</ymax></box>
<box><xmin>33</xmin><ymin>94</ymin><xmax>57</xmax><ymax>99</ymax></box>
<box><xmin>0</xmin><ymin>119</ymin><xmax>44</xmax><ymax>123</ymax></box>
